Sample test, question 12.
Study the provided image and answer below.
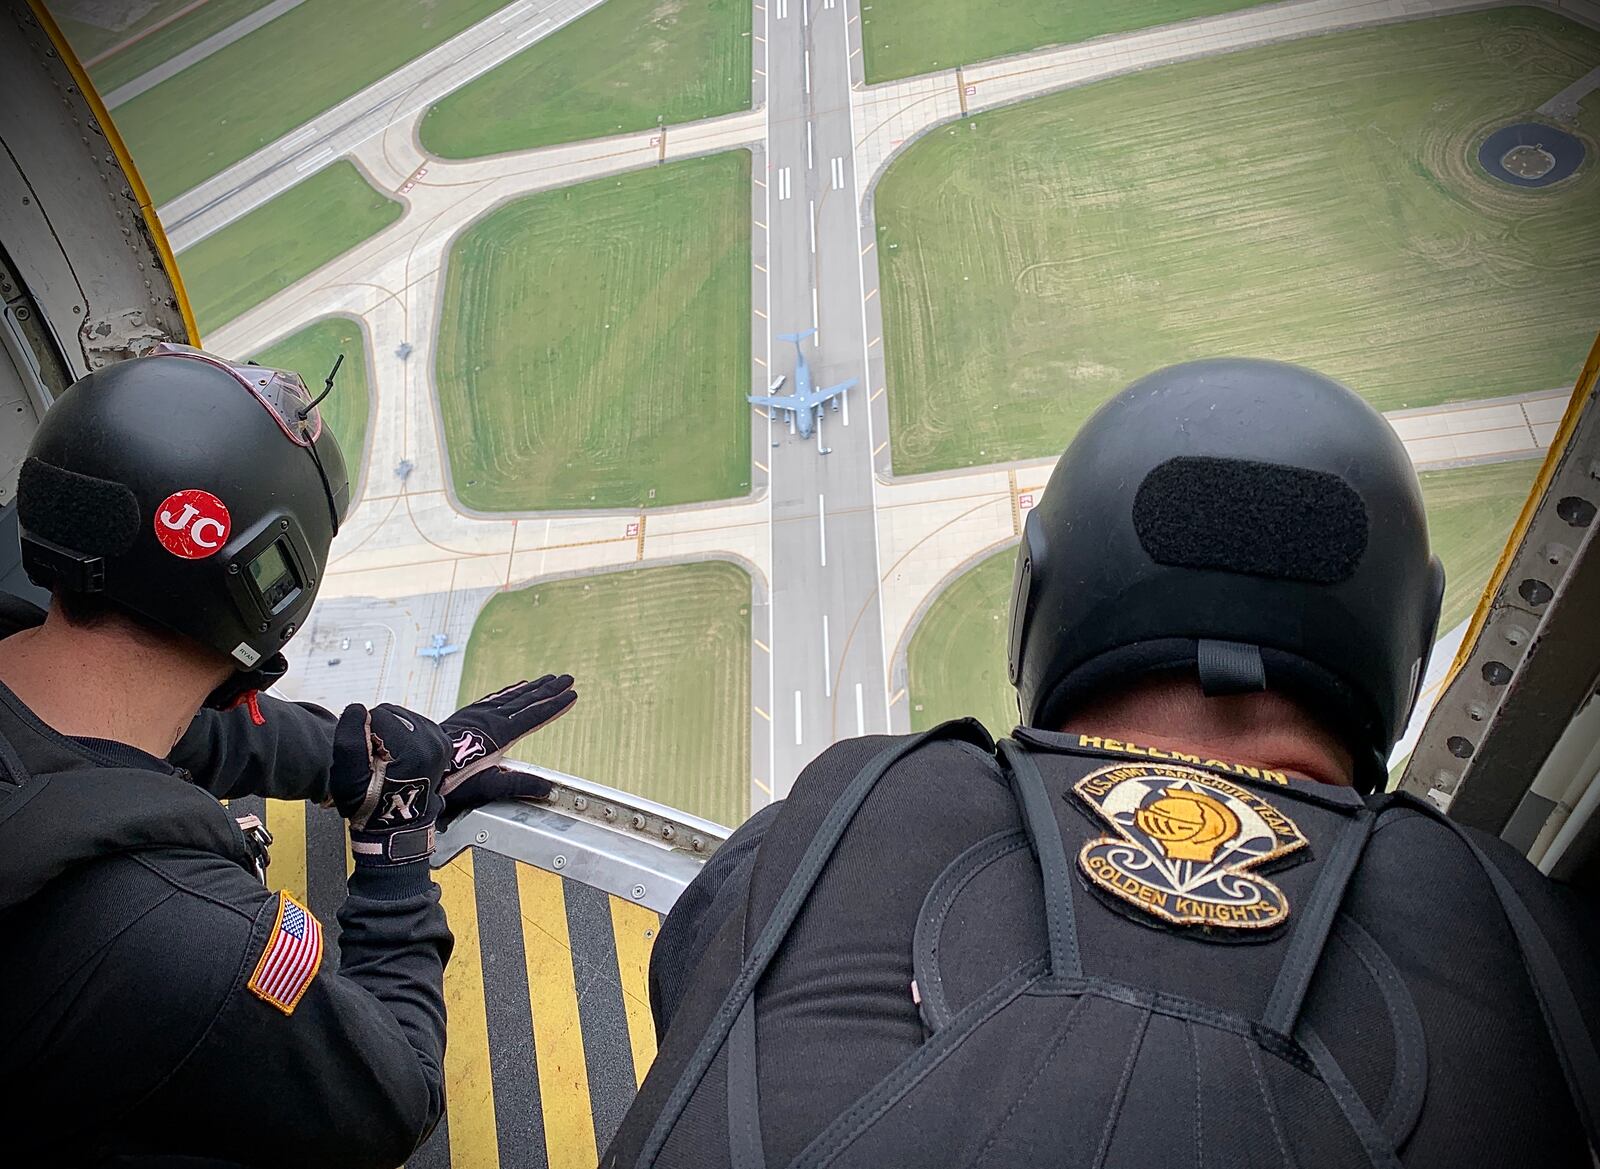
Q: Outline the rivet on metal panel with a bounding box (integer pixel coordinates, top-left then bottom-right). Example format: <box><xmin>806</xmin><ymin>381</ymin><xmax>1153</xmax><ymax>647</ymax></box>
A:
<box><xmin>474</xmin><ymin>830</ymin><xmax>489</xmax><ymax>844</ymax></box>
<box><xmin>660</xmin><ymin>824</ymin><xmax>676</xmax><ymax>841</ymax></box>
<box><xmin>632</xmin><ymin>813</ymin><xmax>646</xmax><ymax>830</ymax></box>
<box><xmin>691</xmin><ymin>835</ymin><xmax>705</xmax><ymax>852</ymax></box>
<box><xmin>631</xmin><ymin>884</ymin><xmax>647</xmax><ymax>900</ymax></box>
<box><xmin>553</xmin><ymin>854</ymin><xmax>568</xmax><ymax>870</ymax></box>
<box><xmin>573</xmin><ymin>795</ymin><xmax>589</xmax><ymax>811</ymax></box>
<box><xmin>603</xmin><ymin>805</ymin><xmax>617</xmax><ymax>820</ymax></box>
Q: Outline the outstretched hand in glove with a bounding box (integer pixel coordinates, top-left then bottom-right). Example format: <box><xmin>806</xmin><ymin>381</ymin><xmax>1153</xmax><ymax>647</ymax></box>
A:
<box><xmin>329</xmin><ymin>703</ymin><xmax>450</xmax><ymax>868</ymax></box>
<box><xmin>438</xmin><ymin>675</ymin><xmax>577</xmax><ymax>827</ymax></box>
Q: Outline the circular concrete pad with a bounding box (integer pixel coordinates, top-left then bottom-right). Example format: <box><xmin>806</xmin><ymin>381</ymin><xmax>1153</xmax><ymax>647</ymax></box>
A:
<box><xmin>1478</xmin><ymin>122</ymin><xmax>1585</xmax><ymax>188</ymax></box>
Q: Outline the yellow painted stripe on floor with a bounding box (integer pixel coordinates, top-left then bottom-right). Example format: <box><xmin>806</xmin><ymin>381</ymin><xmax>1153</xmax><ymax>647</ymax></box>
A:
<box><xmin>263</xmin><ymin>800</ymin><xmax>307</xmax><ymax>904</ymax></box>
<box><xmin>517</xmin><ymin>865</ymin><xmax>598</xmax><ymax>1169</ymax></box>
<box><xmin>609</xmin><ymin>897</ymin><xmax>660</xmax><ymax>1086</ymax></box>
<box><xmin>437</xmin><ymin>853</ymin><xmax>500</xmax><ymax>1169</ymax></box>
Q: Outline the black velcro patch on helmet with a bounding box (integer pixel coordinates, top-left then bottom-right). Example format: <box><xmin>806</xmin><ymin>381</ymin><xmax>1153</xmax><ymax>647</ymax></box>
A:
<box><xmin>1133</xmin><ymin>456</ymin><xmax>1367</xmax><ymax>584</ymax></box>
<box><xmin>17</xmin><ymin>458</ymin><xmax>141</xmax><ymax>557</ymax></box>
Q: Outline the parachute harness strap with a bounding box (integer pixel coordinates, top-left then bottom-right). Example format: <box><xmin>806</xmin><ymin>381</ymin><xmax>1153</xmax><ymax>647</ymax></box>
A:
<box><xmin>1262</xmin><ymin>802</ymin><xmax>1377</xmax><ymax>1035</ymax></box>
<box><xmin>998</xmin><ymin>738</ymin><xmax>1083</xmax><ymax>984</ymax></box>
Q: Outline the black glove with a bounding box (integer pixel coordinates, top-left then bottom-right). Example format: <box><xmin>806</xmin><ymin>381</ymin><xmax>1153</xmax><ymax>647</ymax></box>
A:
<box><xmin>329</xmin><ymin>703</ymin><xmax>449</xmax><ymax>868</ymax></box>
<box><xmin>438</xmin><ymin>676</ymin><xmax>576</xmax><ymax>826</ymax></box>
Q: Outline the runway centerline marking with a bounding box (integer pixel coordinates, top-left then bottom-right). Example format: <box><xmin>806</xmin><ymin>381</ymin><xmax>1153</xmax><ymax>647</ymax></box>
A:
<box><xmin>855</xmin><ymin>682</ymin><xmax>864</xmax><ymax>735</ymax></box>
<box><xmin>818</xmin><ymin>493</ymin><xmax>827</xmax><ymax>567</ymax></box>
<box><xmin>498</xmin><ymin>1</ymin><xmax>530</xmax><ymax>21</ymax></box>
<box><xmin>793</xmin><ymin>691</ymin><xmax>803</xmax><ymax>744</ymax></box>
<box><xmin>842</xmin><ymin>383</ymin><xmax>850</xmax><ymax>427</ymax></box>
<box><xmin>812</xmin><ymin>287</ymin><xmax>820</xmax><ymax>332</ymax></box>
<box><xmin>806</xmin><ymin>122</ymin><xmax>814</xmax><ymax>169</ymax></box>
<box><xmin>809</xmin><ymin>199</ymin><xmax>816</xmax><ymax>254</ymax></box>
<box><xmin>515</xmin><ymin>18</ymin><xmax>550</xmax><ymax>39</ymax></box>
<box><xmin>831</xmin><ymin>156</ymin><xmax>845</xmax><ymax>190</ymax></box>
<box><xmin>805</xmin><ymin>49</ymin><xmax>812</xmax><ymax>94</ymax></box>
<box><xmin>822</xmin><ymin>615</ymin><xmax>832</xmax><ymax>697</ymax></box>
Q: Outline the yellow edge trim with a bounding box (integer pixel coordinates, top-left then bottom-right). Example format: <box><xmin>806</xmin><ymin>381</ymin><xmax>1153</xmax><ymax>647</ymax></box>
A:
<box><xmin>25</xmin><ymin>0</ymin><xmax>202</xmax><ymax>347</ymax></box>
<box><xmin>1440</xmin><ymin>328</ymin><xmax>1600</xmax><ymax>693</ymax></box>
<box><xmin>437</xmin><ymin>853</ymin><xmax>501</xmax><ymax>1167</ymax></box>
<box><xmin>609</xmin><ymin>897</ymin><xmax>660</xmax><ymax>1087</ymax></box>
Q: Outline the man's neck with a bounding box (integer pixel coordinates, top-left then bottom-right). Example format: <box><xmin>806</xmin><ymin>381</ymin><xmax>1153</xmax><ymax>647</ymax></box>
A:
<box><xmin>0</xmin><ymin>608</ymin><xmax>226</xmax><ymax>759</ymax></box>
<box><xmin>1062</xmin><ymin>676</ymin><xmax>1355</xmax><ymax>787</ymax></box>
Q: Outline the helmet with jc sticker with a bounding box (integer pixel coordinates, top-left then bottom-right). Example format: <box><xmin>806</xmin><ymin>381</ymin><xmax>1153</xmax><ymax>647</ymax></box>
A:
<box><xmin>1006</xmin><ymin>358</ymin><xmax>1444</xmax><ymax>794</ymax></box>
<box><xmin>16</xmin><ymin>344</ymin><xmax>349</xmax><ymax>682</ymax></box>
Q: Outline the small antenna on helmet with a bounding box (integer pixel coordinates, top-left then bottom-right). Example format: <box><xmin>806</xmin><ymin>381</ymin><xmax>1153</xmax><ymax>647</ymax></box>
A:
<box><xmin>301</xmin><ymin>353</ymin><xmax>345</xmax><ymax>418</ymax></box>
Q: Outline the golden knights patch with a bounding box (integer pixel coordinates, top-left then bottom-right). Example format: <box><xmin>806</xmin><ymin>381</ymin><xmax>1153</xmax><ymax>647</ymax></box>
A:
<box><xmin>1074</xmin><ymin>763</ymin><xmax>1307</xmax><ymax>934</ymax></box>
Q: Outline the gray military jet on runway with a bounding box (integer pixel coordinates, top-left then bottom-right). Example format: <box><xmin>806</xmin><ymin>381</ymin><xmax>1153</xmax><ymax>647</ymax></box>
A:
<box><xmin>748</xmin><ymin>329</ymin><xmax>856</xmax><ymax>443</ymax></box>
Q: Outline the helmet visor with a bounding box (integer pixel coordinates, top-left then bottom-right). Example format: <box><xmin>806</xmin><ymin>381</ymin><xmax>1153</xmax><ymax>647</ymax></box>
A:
<box><xmin>145</xmin><ymin>342</ymin><xmax>323</xmax><ymax>446</ymax></box>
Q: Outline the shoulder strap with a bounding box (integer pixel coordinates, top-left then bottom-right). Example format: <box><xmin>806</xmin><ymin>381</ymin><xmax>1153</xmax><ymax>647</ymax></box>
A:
<box><xmin>727</xmin><ymin>997</ymin><xmax>765</xmax><ymax>1169</ymax></box>
<box><xmin>1262</xmin><ymin>804</ymin><xmax>1376</xmax><ymax>1035</ymax></box>
<box><xmin>996</xmin><ymin>738</ymin><xmax>1082</xmax><ymax>984</ymax></box>
<box><xmin>632</xmin><ymin>723</ymin><xmax>985</xmax><ymax>1168</ymax></box>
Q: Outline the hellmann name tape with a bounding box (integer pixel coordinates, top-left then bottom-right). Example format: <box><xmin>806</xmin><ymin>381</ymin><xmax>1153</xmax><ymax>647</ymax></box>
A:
<box><xmin>1071</xmin><ymin>734</ymin><xmax>1290</xmax><ymax>785</ymax></box>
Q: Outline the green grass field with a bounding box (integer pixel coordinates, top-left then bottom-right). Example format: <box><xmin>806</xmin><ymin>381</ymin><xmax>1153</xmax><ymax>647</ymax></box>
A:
<box><xmin>109</xmin><ymin>0</ymin><xmax>511</xmax><ymax>202</ymax></box>
<box><xmin>862</xmin><ymin>0</ymin><xmax>1263</xmax><ymax>84</ymax></box>
<box><xmin>458</xmin><ymin>561</ymin><xmax>752</xmax><ymax>826</ymax></box>
<box><xmin>876</xmin><ymin>9</ymin><xmax>1600</xmax><ymax>476</ymax></box>
<box><xmin>177</xmin><ymin>160</ymin><xmax>401</xmax><ymax>335</ymax></box>
<box><xmin>908</xmin><ymin>457</ymin><xmax>1542</xmax><ymax>735</ymax></box>
<box><xmin>1421</xmin><ymin>458</ymin><xmax>1541</xmax><ymax>632</ymax></box>
<box><xmin>435</xmin><ymin>152</ymin><xmax>751</xmax><ymax>511</ymax></box>
<box><xmin>419</xmin><ymin>0</ymin><xmax>751</xmax><ymax>158</ymax></box>
<box><xmin>250</xmin><ymin>317</ymin><xmax>373</xmax><ymax>490</ymax></box>
<box><xmin>61</xmin><ymin>0</ymin><xmax>277</xmax><ymax>96</ymax></box>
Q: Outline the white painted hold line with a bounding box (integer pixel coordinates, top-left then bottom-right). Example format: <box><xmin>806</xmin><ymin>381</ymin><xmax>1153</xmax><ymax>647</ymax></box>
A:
<box><xmin>294</xmin><ymin>146</ymin><xmax>335</xmax><ymax>173</ymax></box>
<box><xmin>280</xmin><ymin>124</ymin><xmax>318</xmax><ymax>150</ymax></box>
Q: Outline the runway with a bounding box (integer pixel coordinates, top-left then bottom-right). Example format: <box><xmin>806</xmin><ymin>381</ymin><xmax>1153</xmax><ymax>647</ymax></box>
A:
<box><xmin>759</xmin><ymin>0</ymin><xmax>890</xmax><ymax>793</ymax></box>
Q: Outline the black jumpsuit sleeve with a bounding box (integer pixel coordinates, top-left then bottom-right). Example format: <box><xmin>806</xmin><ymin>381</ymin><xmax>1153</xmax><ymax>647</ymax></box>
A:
<box><xmin>170</xmin><ymin>691</ymin><xmax>338</xmax><ymax>802</ymax></box>
<box><xmin>118</xmin><ymin>858</ymin><xmax>451</xmax><ymax>1168</ymax></box>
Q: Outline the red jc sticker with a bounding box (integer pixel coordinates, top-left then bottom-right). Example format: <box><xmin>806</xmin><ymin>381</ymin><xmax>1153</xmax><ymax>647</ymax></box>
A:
<box><xmin>154</xmin><ymin>489</ymin><xmax>232</xmax><ymax>559</ymax></box>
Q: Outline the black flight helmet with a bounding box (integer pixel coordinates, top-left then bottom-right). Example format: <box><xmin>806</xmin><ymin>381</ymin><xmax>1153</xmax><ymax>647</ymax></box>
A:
<box><xmin>17</xmin><ymin>343</ymin><xmax>349</xmax><ymax>678</ymax></box>
<box><xmin>1007</xmin><ymin>358</ymin><xmax>1444</xmax><ymax>793</ymax></box>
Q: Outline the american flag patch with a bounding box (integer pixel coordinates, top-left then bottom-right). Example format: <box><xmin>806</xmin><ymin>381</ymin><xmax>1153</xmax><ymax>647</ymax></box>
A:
<box><xmin>247</xmin><ymin>893</ymin><xmax>324</xmax><ymax>1015</ymax></box>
